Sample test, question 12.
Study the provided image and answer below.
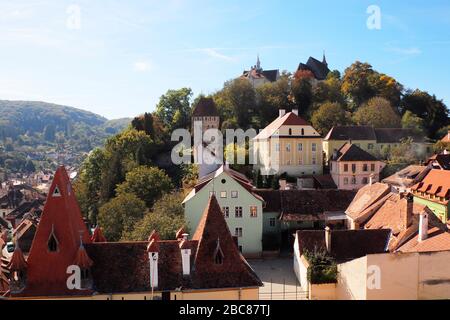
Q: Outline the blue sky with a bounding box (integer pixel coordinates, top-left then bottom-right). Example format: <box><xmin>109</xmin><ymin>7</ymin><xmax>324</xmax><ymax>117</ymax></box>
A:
<box><xmin>0</xmin><ymin>0</ymin><xmax>449</xmax><ymax>119</ymax></box>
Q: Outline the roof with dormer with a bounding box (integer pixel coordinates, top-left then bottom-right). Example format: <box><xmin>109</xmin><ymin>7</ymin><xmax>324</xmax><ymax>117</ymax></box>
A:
<box><xmin>254</xmin><ymin>111</ymin><xmax>317</xmax><ymax>140</ymax></box>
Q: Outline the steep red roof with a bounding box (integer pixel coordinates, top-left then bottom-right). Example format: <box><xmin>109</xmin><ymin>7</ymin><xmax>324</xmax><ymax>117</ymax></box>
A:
<box><xmin>411</xmin><ymin>170</ymin><xmax>450</xmax><ymax>204</ymax></box>
<box><xmin>440</xmin><ymin>131</ymin><xmax>450</xmax><ymax>143</ymax></box>
<box><xmin>91</xmin><ymin>226</ymin><xmax>107</xmax><ymax>243</ymax></box>
<box><xmin>73</xmin><ymin>245</ymin><xmax>93</xmax><ymax>269</ymax></box>
<box><xmin>17</xmin><ymin>166</ymin><xmax>92</xmax><ymax>297</ymax></box>
<box><xmin>7</xmin><ymin>246</ymin><xmax>27</xmax><ymax>272</ymax></box>
<box><xmin>397</xmin><ymin>228</ymin><xmax>450</xmax><ymax>253</ymax></box>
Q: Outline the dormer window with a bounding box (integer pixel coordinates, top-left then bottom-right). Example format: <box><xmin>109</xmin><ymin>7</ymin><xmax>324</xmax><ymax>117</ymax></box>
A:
<box><xmin>48</xmin><ymin>230</ymin><xmax>59</xmax><ymax>252</ymax></box>
<box><xmin>289</xmin><ymin>128</ymin><xmax>292</xmax><ymax>136</ymax></box>
<box><xmin>214</xmin><ymin>238</ymin><xmax>224</xmax><ymax>265</ymax></box>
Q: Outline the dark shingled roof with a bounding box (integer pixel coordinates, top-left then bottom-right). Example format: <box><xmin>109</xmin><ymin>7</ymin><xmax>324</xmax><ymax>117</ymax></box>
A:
<box><xmin>324</xmin><ymin>126</ymin><xmax>376</xmax><ymax>141</ymax></box>
<box><xmin>296</xmin><ymin>229</ymin><xmax>391</xmax><ymax>262</ymax></box>
<box><xmin>298</xmin><ymin>57</ymin><xmax>330</xmax><ymax>81</ymax></box>
<box><xmin>332</xmin><ymin>143</ymin><xmax>378</xmax><ymax>162</ymax></box>
<box><xmin>192</xmin><ymin>97</ymin><xmax>219</xmax><ymax>117</ymax></box>
<box><xmin>255</xmin><ymin>189</ymin><xmax>356</xmax><ymax>220</ymax></box>
<box><xmin>427</xmin><ymin>153</ymin><xmax>450</xmax><ymax>170</ymax></box>
<box><xmin>374</xmin><ymin>128</ymin><xmax>426</xmax><ymax>143</ymax></box>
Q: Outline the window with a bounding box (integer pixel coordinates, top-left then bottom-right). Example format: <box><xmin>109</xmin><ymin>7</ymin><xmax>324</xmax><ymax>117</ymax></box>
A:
<box><xmin>297</xmin><ymin>143</ymin><xmax>303</xmax><ymax>152</ymax></box>
<box><xmin>289</xmin><ymin>128</ymin><xmax>292</xmax><ymax>136</ymax></box>
<box><xmin>222</xmin><ymin>207</ymin><xmax>230</xmax><ymax>218</ymax></box>
<box><xmin>238</xmin><ymin>245</ymin><xmax>243</xmax><ymax>253</ymax></box>
<box><xmin>362</xmin><ymin>177</ymin><xmax>368</xmax><ymax>184</ymax></box>
<box><xmin>363</xmin><ymin>164</ymin><xmax>368</xmax><ymax>172</ymax></box>
<box><xmin>235</xmin><ymin>228</ymin><xmax>243</xmax><ymax>238</ymax></box>
<box><xmin>351</xmin><ymin>176</ymin><xmax>357</xmax><ymax>185</ymax></box>
<box><xmin>312</xmin><ymin>156</ymin><xmax>317</xmax><ymax>165</ymax></box>
<box><xmin>368</xmin><ymin>143</ymin><xmax>374</xmax><ymax>150</ymax></box>
<box><xmin>344</xmin><ymin>164</ymin><xmax>349</xmax><ymax>172</ymax></box>
<box><xmin>48</xmin><ymin>233</ymin><xmax>58</xmax><ymax>252</ymax></box>
<box><xmin>344</xmin><ymin>177</ymin><xmax>349</xmax><ymax>185</ymax></box>
<box><xmin>312</xmin><ymin>143</ymin><xmax>317</xmax><ymax>152</ymax></box>
<box><xmin>231</xmin><ymin>191</ymin><xmax>238</xmax><ymax>198</ymax></box>
<box><xmin>221</xmin><ymin>179</ymin><xmax>226</xmax><ymax>184</ymax></box>
<box><xmin>220</xmin><ymin>191</ymin><xmax>227</xmax><ymax>198</ymax></box>
<box><xmin>301</xmin><ymin>129</ymin><xmax>305</xmax><ymax>135</ymax></box>
<box><xmin>371</xmin><ymin>164</ymin><xmax>375</xmax><ymax>172</ymax></box>
<box><xmin>235</xmin><ymin>207</ymin><xmax>243</xmax><ymax>218</ymax></box>
<box><xmin>214</xmin><ymin>240</ymin><xmax>224</xmax><ymax>265</ymax></box>
<box><xmin>286</xmin><ymin>143</ymin><xmax>291</xmax><ymax>152</ymax></box>
<box><xmin>352</xmin><ymin>164</ymin><xmax>356</xmax><ymax>173</ymax></box>
<box><xmin>269</xmin><ymin>218</ymin><xmax>276</xmax><ymax>227</ymax></box>
<box><xmin>250</xmin><ymin>206</ymin><xmax>258</xmax><ymax>218</ymax></box>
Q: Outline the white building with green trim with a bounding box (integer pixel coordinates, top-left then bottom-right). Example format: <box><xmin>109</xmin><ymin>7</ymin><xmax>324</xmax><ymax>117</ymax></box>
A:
<box><xmin>183</xmin><ymin>166</ymin><xmax>264</xmax><ymax>257</ymax></box>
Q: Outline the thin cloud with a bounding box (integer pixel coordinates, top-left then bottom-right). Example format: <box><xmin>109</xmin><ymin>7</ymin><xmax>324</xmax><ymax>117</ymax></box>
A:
<box><xmin>201</xmin><ymin>48</ymin><xmax>234</xmax><ymax>62</ymax></box>
<box><xmin>385</xmin><ymin>46</ymin><xmax>422</xmax><ymax>56</ymax></box>
<box><xmin>133</xmin><ymin>60</ymin><xmax>152</xmax><ymax>72</ymax></box>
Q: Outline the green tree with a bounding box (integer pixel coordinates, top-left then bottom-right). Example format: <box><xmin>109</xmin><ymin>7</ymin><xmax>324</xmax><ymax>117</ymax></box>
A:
<box><xmin>97</xmin><ymin>193</ymin><xmax>147</xmax><ymax>241</ymax></box>
<box><xmin>292</xmin><ymin>70</ymin><xmax>314</xmax><ymax>117</ymax></box>
<box><xmin>154</xmin><ymin>88</ymin><xmax>193</xmax><ymax>131</ymax></box>
<box><xmin>353</xmin><ymin>97</ymin><xmax>401</xmax><ymax>128</ymax></box>
<box><xmin>342</xmin><ymin>61</ymin><xmax>376</xmax><ymax>108</ymax></box>
<box><xmin>401</xmin><ymin>89</ymin><xmax>449</xmax><ymax>139</ymax></box>
<box><xmin>311</xmin><ymin>102</ymin><xmax>350</xmax><ymax>135</ymax></box>
<box><xmin>43</xmin><ymin>124</ymin><xmax>56</xmax><ymax>142</ymax></box>
<box><xmin>116</xmin><ymin>165</ymin><xmax>173</xmax><ymax>207</ymax></box>
<box><xmin>122</xmin><ymin>191</ymin><xmax>186</xmax><ymax>241</ymax></box>
<box><xmin>401</xmin><ymin>111</ymin><xmax>425</xmax><ymax>135</ymax></box>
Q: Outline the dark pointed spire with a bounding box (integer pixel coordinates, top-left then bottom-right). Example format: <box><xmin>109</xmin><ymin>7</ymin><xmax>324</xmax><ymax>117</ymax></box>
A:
<box><xmin>323</xmin><ymin>50</ymin><xmax>328</xmax><ymax>66</ymax></box>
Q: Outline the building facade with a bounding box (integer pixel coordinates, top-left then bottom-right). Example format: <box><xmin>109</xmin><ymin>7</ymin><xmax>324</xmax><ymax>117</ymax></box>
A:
<box><xmin>183</xmin><ymin>166</ymin><xmax>264</xmax><ymax>257</ymax></box>
<box><xmin>330</xmin><ymin>143</ymin><xmax>386</xmax><ymax>190</ymax></box>
<box><xmin>253</xmin><ymin>110</ymin><xmax>323</xmax><ymax>177</ymax></box>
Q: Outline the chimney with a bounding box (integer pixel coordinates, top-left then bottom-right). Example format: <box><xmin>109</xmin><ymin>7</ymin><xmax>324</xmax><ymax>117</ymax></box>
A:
<box><xmin>292</xmin><ymin>109</ymin><xmax>299</xmax><ymax>116</ymax></box>
<box><xmin>419</xmin><ymin>212</ymin><xmax>429</xmax><ymax>242</ymax></box>
<box><xmin>279</xmin><ymin>179</ymin><xmax>287</xmax><ymax>191</ymax></box>
<box><xmin>147</xmin><ymin>239</ymin><xmax>159</xmax><ymax>289</ymax></box>
<box><xmin>325</xmin><ymin>226</ymin><xmax>331</xmax><ymax>253</ymax></box>
<box><xmin>279</xmin><ymin>109</ymin><xmax>286</xmax><ymax>118</ymax></box>
<box><xmin>404</xmin><ymin>194</ymin><xmax>414</xmax><ymax>228</ymax></box>
<box><xmin>369</xmin><ymin>174</ymin><xmax>374</xmax><ymax>186</ymax></box>
<box><xmin>179</xmin><ymin>233</ymin><xmax>192</xmax><ymax>276</ymax></box>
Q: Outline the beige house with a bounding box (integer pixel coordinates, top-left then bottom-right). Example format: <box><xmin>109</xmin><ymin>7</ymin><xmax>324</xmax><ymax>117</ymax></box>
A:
<box><xmin>330</xmin><ymin>143</ymin><xmax>385</xmax><ymax>190</ymax></box>
<box><xmin>253</xmin><ymin>109</ymin><xmax>323</xmax><ymax>177</ymax></box>
<box><xmin>323</xmin><ymin>126</ymin><xmax>433</xmax><ymax>163</ymax></box>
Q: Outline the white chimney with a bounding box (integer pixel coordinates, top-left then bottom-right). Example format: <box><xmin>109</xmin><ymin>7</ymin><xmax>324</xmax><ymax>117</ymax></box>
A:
<box><xmin>292</xmin><ymin>109</ymin><xmax>299</xmax><ymax>116</ymax></box>
<box><xmin>419</xmin><ymin>212</ymin><xmax>429</xmax><ymax>242</ymax></box>
<box><xmin>147</xmin><ymin>240</ymin><xmax>159</xmax><ymax>289</ymax></box>
<box><xmin>279</xmin><ymin>109</ymin><xmax>286</xmax><ymax>118</ymax></box>
<box><xmin>369</xmin><ymin>174</ymin><xmax>374</xmax><ymax>186</ymax></box>
<box><xmin>325</xmin><ymin>226</ymin><xmax>331</xmax><ymax>253</ymax></box>
<box><xmin>180</xmin><ymin>234</ymin><xmax>191</xmax><ymax>276</ymax></box>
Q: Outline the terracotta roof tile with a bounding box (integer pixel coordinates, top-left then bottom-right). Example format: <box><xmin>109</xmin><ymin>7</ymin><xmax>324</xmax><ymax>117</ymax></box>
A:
<box><xmin>345</xmin><ymin>183</ymin><xmax>391</xmax><ymax>220</ymax></box>
<box><xmin>411</xmin><ymin>170</ymin><xmax>450</xmax><ymax>204</ymax></box>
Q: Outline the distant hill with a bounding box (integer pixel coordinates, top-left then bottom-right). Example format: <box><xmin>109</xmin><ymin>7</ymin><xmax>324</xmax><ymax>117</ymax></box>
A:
<box><xmin>0</xmin><ymin>100</ymin><xmax>131</xmax><ymax>173</ymax></box>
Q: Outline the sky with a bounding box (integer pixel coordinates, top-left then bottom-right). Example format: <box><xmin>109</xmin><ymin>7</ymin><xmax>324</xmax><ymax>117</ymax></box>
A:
<box><xmin>0</xmin><ymin>0</ymin><xmax>449</xmax><ymax>120</ymax></box>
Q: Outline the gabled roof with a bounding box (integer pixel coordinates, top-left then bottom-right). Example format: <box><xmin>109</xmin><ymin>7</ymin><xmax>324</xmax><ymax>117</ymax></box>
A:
<box><xmin>325</xmin><ymin>126</ymin><xmax>376</xmax><ymax>141</ymax></box>
<box><xmin>254</xmin><ymin>112</ymin><xmax>313</xmax><ymax>140</ymax></box>
<box><xmin>397</xmin><ymin>228</ymin><xmax>450</xmax><ymax>253</ymax></box>
<box><xmin>242</xmin><ymin>69</ymin><xmax>279</xmax><ymax>83</ymax></box>
<box><xmin>427</xmin><ymin>153</ymin><xmax>450</xmax><ymax>170</ymax></box>
<box><xmin>192</xmin><ymin>97</ymin><xmax>219</xmax><ymax>117</ymax></box>
<box><xmin>255</xmin><ymin>189</ymin><xmax>356</xmax><ymax>220</ymax></box>
<box><xmin>296</xmin><ymin>229</ymin><xmax>390</xmax><ymax>262</ymax></box>
<box><xmin>345</xmin><ymin>183</ymin><xmax>391</xmax><ymax>221</ymax></box>
<box><xmin>91</xmin><ymin>226</ymin><xmax>107</xmax><ymax>243</ymax></box>
<box><xmin>382</xmin><ymin>165</ymin><xmax>429</xmax><ymax>188</ymax></box>
<box><xmin>184</xmin><ymin>165</ymin><xmax>263</xmax><ymax>203</ymax></box>
<box><xmin>411</xmin><ymin>170</ymin><xmax>450</xmax><ymax>204</ymax></box>
<box><xmin>17</xmin><ymin>166</ymin><xmax>92</xmax><ymax>297</ymax></box>
<box><xmin>332</xmin><ymin>143</ymin><xmax>378</xmax><ymax>162</ymax></box>
<box><xmin>297</xmin><ymin>56</ymin><xmax>330</xmax><ymax>80</ymax></box>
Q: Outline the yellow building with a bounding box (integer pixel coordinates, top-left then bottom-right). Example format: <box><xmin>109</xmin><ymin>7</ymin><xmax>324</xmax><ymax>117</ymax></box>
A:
<box><xmin>323</xmin><ymin>126</ymin><xmax>433</xmax><ymax>163</ymax></box>
<box><xmin>253</xmin><ymin>109</ymin><xmax>323</xmax><ymax>177</ymax></box>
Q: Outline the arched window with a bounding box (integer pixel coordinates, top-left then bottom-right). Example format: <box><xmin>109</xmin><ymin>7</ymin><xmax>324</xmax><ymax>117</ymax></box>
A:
<box><xmin>289</xmin><ymin>128</ymin><xmax>292</xmax><ymax>136</ymax></box>
<box><xmin>213</xmin><ymin>238</ymin><xmax>224</xmax><ymax>265</ymax></box>
<box><xmin>48</xmin><ymin>228</ymin><xmax>59</xmax><ymax>252</ymax></box>
<box><xmin>301</xmin><ymin>129</ymin><xmax>305</xmax><ymax>136</ymax></box>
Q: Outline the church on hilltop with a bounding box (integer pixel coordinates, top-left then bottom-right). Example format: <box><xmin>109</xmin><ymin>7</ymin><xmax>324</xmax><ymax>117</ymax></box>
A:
<box><xmin>241</xmin><ymin>56</ymin><xmax>280</xmax><ymax>88</ymax></box>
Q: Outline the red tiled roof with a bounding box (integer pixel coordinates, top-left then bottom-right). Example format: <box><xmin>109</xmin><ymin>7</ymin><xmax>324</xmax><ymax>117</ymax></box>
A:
<box><xmin>16</xmin><ymin>166</ymin><xmax>92</xmax><ymax>297</ymax></box>
<box><xmin>332</xmin><ymin>143</ymin><xmax>378</xmax><ymax>162</ymax></box>
<box><xmin>254</xmin><ymin>112</ymin><xmax>312</xmax><ymax>140</ymax></box>
<box><xmin>345</xmin><ymin>183</ymin><xmax>391</xmax><ymax>221</ymax></box>
<box><xmin>192</xmin><ymin>97</ymin><xmax>219</xmax><ymax>117</ymax></box>
<box><xmin>397</xmin><ymin>228</ymin><xmax>450</xmax><ymax>253</ymax></box>
<box><xmin>7</xmin><ymin>246</ymin><xmax>27</xmax><ymax>272</ymax></box>
<box><xmin>411</xmin><ymin>170</ymin><xmax>450</xmax><ymax>204</ymax></box>
<box><xmin>91</xmin><ymin>227</ymin><xmax>107</xmax><ymax>243</ymax></box>
<box><xmin>73</xmin><ymin>245</ymin><xmax>93</xmax><ymax>269</ymax></box>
